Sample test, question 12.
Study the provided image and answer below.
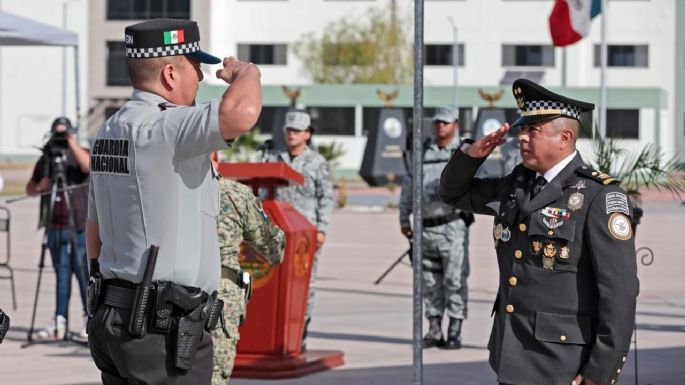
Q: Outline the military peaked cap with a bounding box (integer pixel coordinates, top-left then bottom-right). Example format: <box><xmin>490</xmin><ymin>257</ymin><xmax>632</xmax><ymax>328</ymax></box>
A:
<box><xmin>511</xmin><ymin>78</ymin><xmax>594</xmax><ymax>127</ymax></box>
<box><xmin>124</xmin><ymin>18</ymin><xmax>221</xmax><ymax>64</ymax></box>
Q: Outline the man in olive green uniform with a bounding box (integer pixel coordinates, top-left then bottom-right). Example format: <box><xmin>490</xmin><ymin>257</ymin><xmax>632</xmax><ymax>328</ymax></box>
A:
<box><xmin>211</xmin><ymin>154</ymin><xmax>285</xmax><ymax>384</ymax></box>
<box><xmin>439</xmin><ymin>79</ymin><xmax>638</xmax><ymax>385</ymax></box>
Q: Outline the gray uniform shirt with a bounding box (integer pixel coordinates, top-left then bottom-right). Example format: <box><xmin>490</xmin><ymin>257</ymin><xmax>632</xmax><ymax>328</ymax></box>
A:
<box><xmin>399</xmin><ymin>138</ymin><xmax>460</xmax><ymax>227</ymax></box>
<box><xmin>88</xmin><ymin>89</ymin><xmax>227</xmax><ymax>292</ymax></box>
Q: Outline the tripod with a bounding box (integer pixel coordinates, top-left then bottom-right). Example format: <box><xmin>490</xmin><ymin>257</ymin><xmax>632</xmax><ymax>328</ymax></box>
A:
<box><xmin>374</xmin><ymin>241</ymin><xmax>412</xmax><ymax>285</ymax></box>
<box><xmin>22</xmin><ymin>151</ymin><xmax>87</xmax><ymax>347</ymax></box>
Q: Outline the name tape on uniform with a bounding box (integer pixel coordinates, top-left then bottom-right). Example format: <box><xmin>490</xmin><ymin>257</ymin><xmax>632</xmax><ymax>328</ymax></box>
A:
<box><xmin>91</xmin><ymin>138</ymin><xmax>131</xmax><ymax>176</ymax></box>
<box><xmin>606</xmin><ymin>192</ymin><xmax>629</xmax><ymax>215</ymax></box>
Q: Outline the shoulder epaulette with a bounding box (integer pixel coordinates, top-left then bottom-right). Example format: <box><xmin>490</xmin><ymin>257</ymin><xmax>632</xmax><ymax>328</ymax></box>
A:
<box><xmin>575</xmin><ymin>166</ymin><xmax>620</xmax><ymax>185</ymax></box>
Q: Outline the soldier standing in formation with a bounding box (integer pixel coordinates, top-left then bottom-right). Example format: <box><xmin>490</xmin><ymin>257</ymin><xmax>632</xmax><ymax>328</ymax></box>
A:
<box><xmin>439</xmin><ymin>79</ymin><xmax>638</xmax><ymax>385</ymax></box>
<box><xmin>210</xmin><ymin>153</ymin><xmax>285</xmax><ymax>385</ymax></box>
<box><xmin>399</xmin><ymin>106</ymin><xmax>472</xmax><ymax>349</ymax></box>
<box><xmin>86</xmin><ymin>18</ymin><xmax>261</xmax><ymax>385</ymax></box>
<box><xmin>263</xmin><ymin>110</ymin><xmax>334</xmax><ymax>351</ymax></box>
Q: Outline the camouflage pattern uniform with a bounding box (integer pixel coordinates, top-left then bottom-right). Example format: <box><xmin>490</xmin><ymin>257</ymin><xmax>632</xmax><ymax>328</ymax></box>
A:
<box><xmin>264</xmin><ymin>147</ymin><xmax>334</xmax><ymax>322</ymax></box>
<box><xmin>399</xmin><ymin>138</ymin><xmax>470</xmax><ymax>321</ymax></box>
<box><xmin>212</xmin><ymin>177</ymin><xmax>285</xmax><ymax>385</ymax></box>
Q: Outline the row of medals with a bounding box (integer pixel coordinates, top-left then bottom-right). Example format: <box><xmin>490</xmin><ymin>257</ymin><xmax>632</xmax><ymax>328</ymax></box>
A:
<box><xmin>493</xmin><ymin>180</ymin><xmax>586</xmax><ymax>270</ymax></box>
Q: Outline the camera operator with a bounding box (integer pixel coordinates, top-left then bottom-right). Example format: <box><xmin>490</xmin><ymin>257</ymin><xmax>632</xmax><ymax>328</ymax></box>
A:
<box><xmin>26</xmin><ymin>116</ymin><xmax>90</xmax><ymax>339</ymax></box>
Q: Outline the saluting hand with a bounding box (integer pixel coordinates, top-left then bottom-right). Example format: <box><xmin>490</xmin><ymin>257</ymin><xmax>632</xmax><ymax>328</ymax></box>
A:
<box><xmin>215</xmin><ymin>56</ymin><xmax>260</xmax><ymax>84</ymax></box>
<box><xmin>465</xmin><ymin>123</ymin><xmax>510</xmax><ymax>158</ymax></box>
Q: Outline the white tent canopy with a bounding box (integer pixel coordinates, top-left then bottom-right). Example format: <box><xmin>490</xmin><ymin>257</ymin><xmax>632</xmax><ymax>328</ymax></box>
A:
<box><xmin>0</xmin><ymin>10</ymin><xmax>81</xmax><ymax>127</ymax></box>
<box><xmin>0</xmin><ymin>11</ymin><xmax>77</xmax><ymax>46</ymax></box>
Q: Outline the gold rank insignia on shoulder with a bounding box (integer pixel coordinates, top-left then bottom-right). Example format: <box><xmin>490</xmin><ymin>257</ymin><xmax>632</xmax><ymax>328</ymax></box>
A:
<box><xmin>575</xmin><ymin>167</ymin><xmax>620</xmax><ymax>185</ymax></box>
<box><xmin>568</xmin><ymin>192</ymin><xmax>584</xmax><ymax>211</ymax></box>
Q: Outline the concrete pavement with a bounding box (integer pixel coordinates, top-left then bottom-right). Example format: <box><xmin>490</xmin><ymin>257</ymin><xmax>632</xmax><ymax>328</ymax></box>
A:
<box><xmin>0</xmin><ymin>193</ymin><xmax>683</xmax><ymax>385</ymax></box>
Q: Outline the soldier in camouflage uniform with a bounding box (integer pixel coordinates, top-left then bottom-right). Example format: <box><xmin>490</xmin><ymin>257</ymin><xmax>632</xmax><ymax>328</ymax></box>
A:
<box><xmin>399</xmin><ymin>106</ymin><xmax>472</xmax><ymax>350</ymax></box>
<box><xmin>263</xmin><ymin>110</ymin><xmax>334</xmax><ymax>351</ymax></box>
<box><xmin>211</xmin><ymin>153</ymin><xmax>285</xmax><ymax>385</ymax></box>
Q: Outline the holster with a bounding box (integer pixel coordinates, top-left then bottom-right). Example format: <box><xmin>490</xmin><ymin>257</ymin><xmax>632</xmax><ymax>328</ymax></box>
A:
<box><xmin>87</xmin><ymin>259</ymin><xmax>102</xmax><ymax>318</ymax></box>
<box><xmin>151</xmin><ymin>282</ymin><xmax>174</xmax><ymax>333</ymax></box>
<box><xmin>174</xmin><ymin>303</ymin><xmax>206</xmax><ymax>371</ymax></box>
<box><xmin>87</xmin><ymin>273</ymin><xmax>102</xmax><ymax>318</ymax></box>
<box><xmin>202</xmin><ymin>291</ymin><xmax>223</xmax><ymax>332</ymax></box>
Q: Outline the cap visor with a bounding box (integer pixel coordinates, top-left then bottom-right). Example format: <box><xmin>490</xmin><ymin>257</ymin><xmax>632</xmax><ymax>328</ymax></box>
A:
<box><xmin>511</xmin><ymin>114</ymin><xmax>562</xmax><ymax>128</ymax></box>
<box><xmin>186</xmin><ymin>50</ymin><xmax>221</xmax><ymax>65</ymax></box>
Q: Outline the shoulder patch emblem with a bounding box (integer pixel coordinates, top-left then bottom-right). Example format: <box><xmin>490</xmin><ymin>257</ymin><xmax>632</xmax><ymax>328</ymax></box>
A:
<box><xmin>606</xmin><ymin>192</ymin><xmax>630</xmax><ymax>215</ymax></box>
<box><xmin>608</xmin><ymin>213</ymin><xmax>633</xmax><ymax>240</ymax></box>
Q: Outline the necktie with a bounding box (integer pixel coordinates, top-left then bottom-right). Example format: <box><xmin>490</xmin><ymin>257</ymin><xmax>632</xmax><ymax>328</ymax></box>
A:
<box><xmin>531</xmin><ymin>176</ymin><xmax>547</xmax><ymax>199</ymax></box>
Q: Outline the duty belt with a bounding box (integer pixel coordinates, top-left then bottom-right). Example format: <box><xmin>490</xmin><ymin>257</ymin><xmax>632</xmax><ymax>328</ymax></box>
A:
<box><xmin>423</xmin><ymin>212</ymin><xmax>460</xmax><ymax>228</ymax></box>
<box><xmin>221</xmin><ymin>266</ymin><xmax>241</xmax><ymax>286</ymax></box>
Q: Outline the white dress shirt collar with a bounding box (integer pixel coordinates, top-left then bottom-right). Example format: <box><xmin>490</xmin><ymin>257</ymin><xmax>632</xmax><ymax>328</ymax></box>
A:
<box><xmin>536</xmin><ymin>151</ymin><xmax>578</xmax><ymax>184</ymax></box>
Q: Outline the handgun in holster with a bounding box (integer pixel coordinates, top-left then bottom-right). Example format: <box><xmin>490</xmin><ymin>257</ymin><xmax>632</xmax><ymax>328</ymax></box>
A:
<box><xmin>202</xmin><ymin>291</ymin><xmax>223</xmax><ymax>332</ymax></box>
<box><xmin>128</xmin><ymin>245</ymin><xmax>160</xmax><ymax>338</ymax></box>
<box><xmin>175</xmin><ymin>301</ymin><xmax>207</xmax><ymax>371</ymax></box>
<box><xmin>87</xmin><ymin>259</ymin><xmax>102</xmax><ymax>318</ymax></box>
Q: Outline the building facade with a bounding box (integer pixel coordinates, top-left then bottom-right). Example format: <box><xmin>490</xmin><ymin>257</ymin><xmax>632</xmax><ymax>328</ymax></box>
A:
<box><xmin>84</xmin><ymin>0</ymin><xmax>684</xmax><ymax>174</ymax></box>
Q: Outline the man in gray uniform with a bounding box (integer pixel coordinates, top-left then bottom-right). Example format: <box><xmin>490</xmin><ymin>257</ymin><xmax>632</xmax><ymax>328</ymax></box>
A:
<box><xmin>399</xmin><ymin>106</ymin><xmax>471</xmax><ymax>349</ymax></box>
<box><xmin>86</xmin><ymin>18</ymin><xmax>262</xmax><ymax>385</ymax></box>
<box><xmin>263</xmin><ymin>110</ymin><xmax>333</xmax><ymax>351</ymax></box>
<box><xmin>439</xmin><ymin>79</ymin><xmax>638</xmax><ymax>385</ymax></box>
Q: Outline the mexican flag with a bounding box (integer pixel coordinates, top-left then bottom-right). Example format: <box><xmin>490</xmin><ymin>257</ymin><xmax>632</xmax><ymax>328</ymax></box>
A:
<box><xmin>163</xmin><ymin>29</ymin><xmax>185</xmax><ymax>45</ymax></box>
<box><xmin>549</xmin><ymin>0</ymin><xmax>601</xmax><ymax>47</ymax></box>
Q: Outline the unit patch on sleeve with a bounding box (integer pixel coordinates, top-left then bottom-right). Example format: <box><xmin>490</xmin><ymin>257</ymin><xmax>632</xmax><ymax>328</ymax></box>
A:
<box><xmin>91</xmin><ymin>138</ymin><xmax>131</xmax><ymax>175</ymax></box>
<box><xmin>608</xmin><ymin>213</ymin><xmax>633</xmax><ymax>240</ymax></box>
<box><xmin>606</xmin><ymin>192</ymin><xmax>630</xmax><ymax>215</ymax></box>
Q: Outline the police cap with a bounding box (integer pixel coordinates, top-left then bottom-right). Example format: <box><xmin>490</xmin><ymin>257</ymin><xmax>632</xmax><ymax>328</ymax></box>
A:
<box><xmin>511</xmin><ymin>78</ymin><xmax>594</xmax><ymax>127</ymax></box>
<box><xmin>124</xmin><ymin>18</ymin><xmax>220</xmax><ymax>64</ymax></box>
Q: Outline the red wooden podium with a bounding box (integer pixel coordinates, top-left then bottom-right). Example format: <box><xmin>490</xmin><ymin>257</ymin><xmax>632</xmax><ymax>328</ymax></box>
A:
<box><xmin>217</xmin><ymin>162</ymin><xmax>344</xmax><ymax>378</ymax></box>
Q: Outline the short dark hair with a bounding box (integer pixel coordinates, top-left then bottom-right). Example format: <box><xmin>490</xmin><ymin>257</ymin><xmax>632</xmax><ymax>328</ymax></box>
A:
<box><xmin>126</xmin><ymin>56</ymin><xmax>184</xmax><ymax>86</ymax></box>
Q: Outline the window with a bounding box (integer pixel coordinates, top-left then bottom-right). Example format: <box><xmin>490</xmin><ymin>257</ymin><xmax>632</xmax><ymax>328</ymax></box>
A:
<box><xmin>237</xmin><ymin>44</ymin><xmax>287</xmax><ymax>65</ymax></box>
<box><xmin>254</xmin><ymin>107</ymin><xmax>289</xmax><ymax>134</ymax></box>
<box><xmin>257</xmin><ymin>107</ymin><xmax>355</xmax><ymax>136</ymax></box>
<box><xmin>106</xmin><ymin>41</ymin><xmax>130</xmax><ymax>86</ymax></box>
<box><xmin>363</xmin><ymin>107</ymin><xmax>473</xmax><ymax>140</ymax></box>
<box><xmin>502</xmin><ymin>45</ymin><xmax>555</xmax><ymax>67</ymax></box>
<box><xmin>309</xmin><ymin>107</ymin><xmax>355</xmax><ymax>136</ymax></box>
<box><xmin>594</xmin><ymin>45</ymin><xmax>648</xmax><ymax>67</ymax></box>
<box><xmin>606</xmin><ymin>109</ymin><xmax>639</xmax><ymax>139</ymax></box>
<box><xmin>424</xmin><ymin>44</ymin><xmax>465</xmax><ymax>66</ymax></box>
<box><xmin>107</xmin><ymin>0</ymin><xmax>191</xmax><ymax>20</ymax></box>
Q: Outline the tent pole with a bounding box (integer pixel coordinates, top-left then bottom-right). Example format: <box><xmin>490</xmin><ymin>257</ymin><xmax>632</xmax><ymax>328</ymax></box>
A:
<box><xmin>74</xmin><ymin>46</ymin><xmax>81</xmax><ymax>129</ymax></box>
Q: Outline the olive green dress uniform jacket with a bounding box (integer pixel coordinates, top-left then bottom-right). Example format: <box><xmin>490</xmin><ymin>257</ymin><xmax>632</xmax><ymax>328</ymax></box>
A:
<box><xmin>439</xmin><ymin>150</ymin><xmax>639</xmax><ymax>385</ymax></box>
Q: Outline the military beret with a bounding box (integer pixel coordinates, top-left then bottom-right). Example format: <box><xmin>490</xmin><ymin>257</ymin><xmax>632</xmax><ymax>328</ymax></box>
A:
<box><xmin>124</xmin><ymin>18</ymin><xmax>220</xmax><ymax>64</ymax></box>
<box><xmin>511</xmin><ymin>78</ymin><xmax>594</xmax><ymax>127</ymax></box>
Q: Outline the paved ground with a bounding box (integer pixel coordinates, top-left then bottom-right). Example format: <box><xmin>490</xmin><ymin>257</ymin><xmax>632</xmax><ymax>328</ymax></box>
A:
<box><xmin>0</xmin><ymin>187</ymin><xmax>683</xmax><ymax>385</ymax></box>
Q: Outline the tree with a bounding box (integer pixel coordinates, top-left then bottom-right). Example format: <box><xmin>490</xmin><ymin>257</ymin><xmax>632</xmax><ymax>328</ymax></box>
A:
<box><xmin>293</xmin><ymin>6</ymin><xmax>412</xmax><ymax>84</ymax></box>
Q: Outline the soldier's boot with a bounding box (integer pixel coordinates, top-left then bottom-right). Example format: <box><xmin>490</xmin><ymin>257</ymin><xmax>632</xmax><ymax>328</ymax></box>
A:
<box><xmin>444</xmin><ymin>318</ymin><xmax>462</xmax><ymax>350</ymax></box>
<box><xmin>422</xmin><ymin>317</ymin><xmax>445</xmax><ymax>348</ymax></box>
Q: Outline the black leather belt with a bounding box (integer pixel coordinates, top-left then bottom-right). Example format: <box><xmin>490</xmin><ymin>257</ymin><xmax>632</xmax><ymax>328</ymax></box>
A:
<box><xmin>103</xmin><ymin>284</ymin><xmax>136</xmax><ymax>309</ymax></box>
<box><xmin>423</xmin><ymin>212</ymin><xmax>460</xmax><ymax>228</ymax></box>
<box><xmin>221</xmin><ymin>266</ymin><xmax>241</xmax><ymax>286</ymax></box>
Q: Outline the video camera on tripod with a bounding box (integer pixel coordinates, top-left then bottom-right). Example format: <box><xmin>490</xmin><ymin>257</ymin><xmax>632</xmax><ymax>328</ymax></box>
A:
<box><xmin>42</xmin><ymin>117</ymin><xmax>76</xmax><ymax>170</ymax></box>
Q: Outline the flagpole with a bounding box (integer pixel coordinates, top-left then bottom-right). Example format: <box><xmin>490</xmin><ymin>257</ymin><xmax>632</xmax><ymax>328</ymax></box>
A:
<box><xmin>599</xmin><ymin>0</ymin><xmax>608</xmax><ymax>139</ymax></box>
<box><xmin>562</xmin><ymin>47</ymin><xmax>567</xmax><ymax>87</ymax></box>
